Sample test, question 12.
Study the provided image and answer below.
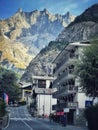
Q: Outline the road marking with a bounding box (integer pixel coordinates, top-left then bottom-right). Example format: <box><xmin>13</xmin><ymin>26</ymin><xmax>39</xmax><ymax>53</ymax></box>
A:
<box><xmin>21</xmin><ymin>120</ymin><xmax>34</xmax><ymax>130</ymax></box>
<box><xmin>10</xmin><ymin>118</ymin><xmax>32</xmax><ymax>121</ymax></box>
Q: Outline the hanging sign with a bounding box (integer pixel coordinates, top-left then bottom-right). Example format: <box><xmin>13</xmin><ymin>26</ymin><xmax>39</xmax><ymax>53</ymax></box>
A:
<box><xmin>64</xmin><ymin>108</ymin><xmax>69</xmax><ymax>112</ymax></box>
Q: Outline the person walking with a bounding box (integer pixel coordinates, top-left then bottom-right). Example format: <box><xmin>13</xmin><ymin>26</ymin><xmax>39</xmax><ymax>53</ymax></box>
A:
<box><xmin>49</xmin><ymin>113</ymin><xmax>52</xmax><ymax>123</ymax></box>
<box><xmin>63</xmin><ymin>114</ymin><xmax>66</xmax><ymax>127</ymax></box>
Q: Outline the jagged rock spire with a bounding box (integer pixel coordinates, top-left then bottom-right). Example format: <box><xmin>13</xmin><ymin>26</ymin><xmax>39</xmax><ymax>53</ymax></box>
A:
<box><xmin>17</xmin><ymin>8</ymin><xmax>23</xmax><ymax>13</ymax></box>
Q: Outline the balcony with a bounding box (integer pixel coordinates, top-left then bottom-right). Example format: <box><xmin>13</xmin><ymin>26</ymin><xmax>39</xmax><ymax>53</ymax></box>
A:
<box><xmin>52</xmin><ymin>102</ymin><xmax>67</xmax><ymax>111</ymax></box>
<box><xmin>52</xmin><ymin>102</ymin><xmax>78</xmax><ymax>111</ymax></box>
<box><xmin>54</xmin><ymin>51</ymin><xmax>79</xmax><ymax>74</ymax></box>
<box><xmin>54</xmin><ymin>55</ymin><xmax>69</xmax><ymax>73</ymax></box>
<box><xmin>53</xmin><ymin>85</ymin><xmax>78</xmax><ymax>98</ymax></box>
<box><xmin>52</xmin><ymin>68</ymin><xmax>74</xmax><ymax>88</ymax></box>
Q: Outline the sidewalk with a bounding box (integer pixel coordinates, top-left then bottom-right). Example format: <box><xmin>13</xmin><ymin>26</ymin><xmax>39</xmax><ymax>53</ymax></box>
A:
<box><xmin>41</xmin><ymin>118</ymin><xmax>88</xmax><ymax>130</ymax></box>
<box><xmin>50</xmin><ymin>124</ymin><xmax>88</xmax><ymax>130</ymax></box>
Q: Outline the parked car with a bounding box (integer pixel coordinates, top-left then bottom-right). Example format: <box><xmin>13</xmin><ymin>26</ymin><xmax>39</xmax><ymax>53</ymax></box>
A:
<box><xmin>13</xmin><ymin>103</ymin><xmax>19</xmax><ymax>107</ymax></box>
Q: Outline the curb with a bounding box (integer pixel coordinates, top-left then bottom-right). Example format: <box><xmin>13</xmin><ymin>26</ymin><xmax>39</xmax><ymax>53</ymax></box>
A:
<box><xmin>1</xmin><ymin>112</ymin><xmax>10</xmax><ymax>130</ymax></box>
<box><xmin>39</xmin><ymin>118</ymin><xmax>88</xmax><ymax>130</ymax></box>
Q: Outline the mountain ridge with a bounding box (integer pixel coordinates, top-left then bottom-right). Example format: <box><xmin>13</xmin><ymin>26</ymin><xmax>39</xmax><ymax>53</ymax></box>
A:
<box><xmin>57</xmin><ymin>4</ymin><xmax>98</xmax><ymax>42</ymax></box>
<box><xmin>69</xmin><ymin>3</ymin><xmax>98</xmax><ymax>26</ymax></box>
<box><xmin>0</xmin><ymin>9</ymin><xmax>75</xmax><ymax>73</ymax></box>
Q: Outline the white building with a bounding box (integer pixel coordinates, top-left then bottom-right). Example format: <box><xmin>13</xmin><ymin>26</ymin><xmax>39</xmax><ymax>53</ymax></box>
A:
<box><xmin>31</xmin><ymin>75</ymin><xmax>57</xmax><ymax>117</ymax></box>
<box><xmin>52</xmin><ymin>41</ymin><xmax>91</xmax><ymax>125</ymax></box>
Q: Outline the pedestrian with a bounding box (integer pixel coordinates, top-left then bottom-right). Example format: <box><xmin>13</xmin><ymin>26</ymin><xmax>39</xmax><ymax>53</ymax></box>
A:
<box><xmin>42</xmin><ymin>114</ymin><xmax>44</xmax><ymax>119</ymax></box>
<box><xmin>49</xmin><ymin>113</ymin><xmax>52</xmax><ymax>123</ymax></box>
<box><xmin>63</xmin><ymin>114</ymin><xmax>66</xmax><ymax>127</ymax></box>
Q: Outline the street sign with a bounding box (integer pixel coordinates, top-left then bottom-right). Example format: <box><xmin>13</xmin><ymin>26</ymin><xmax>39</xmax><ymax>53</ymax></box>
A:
<box><xmin>85</xmin><ymin>100</ymin><xmax>93</xmax><ymax>107</ymax></box>
<box><xmin>64</xmin><ymin>108</ymin><xmax>69</xmax><ymax>112</ymax></box>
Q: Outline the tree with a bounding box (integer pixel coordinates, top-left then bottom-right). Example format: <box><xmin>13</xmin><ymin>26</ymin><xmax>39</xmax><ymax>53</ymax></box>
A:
<box><xmin>0</xmin><ymin>98</ymin><xmax>6</xmax><ymax>117</ymax></box>
<box><xmin>0</xmin><ymin>68</ymin><xmax>20</xmax><ymax>102</ymax></box>
<box><xmin>75</xmin><ymin>40</ymin><xmax>98</xmax><ymax>101</ymax></box>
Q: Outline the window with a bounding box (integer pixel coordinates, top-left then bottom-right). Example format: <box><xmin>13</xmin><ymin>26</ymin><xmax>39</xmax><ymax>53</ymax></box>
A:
<box><xmin>38</xmin><ymin>80</ymin><xmax>46</xmax><ymax>88</ymax></box>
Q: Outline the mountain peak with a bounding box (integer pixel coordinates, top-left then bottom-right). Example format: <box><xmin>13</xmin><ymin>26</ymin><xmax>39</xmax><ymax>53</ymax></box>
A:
<box><xmin>66</xmin><ymin>11</ymin><xmax>70</xmax><ymax>15</ymax></box>
<box><xmin>17</xmin><ymin>8</ymin><xmax>23</xmax><ymax>13</ymax></box>
<box><xmin>43</xmin><ymin>8</ymin><xmax>49</xmax><ymax>14</ymax></box>
<box><xmin>63</xmin><ymin>11</ymin><xmax>71</xmax><ymax>18</ymax></box>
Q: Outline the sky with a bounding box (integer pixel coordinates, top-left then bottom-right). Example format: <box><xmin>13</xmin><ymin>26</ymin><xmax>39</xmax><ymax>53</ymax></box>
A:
<box><xmin>0</xmin><ymin>0</ymin><xmax>98</xmax><ymax>19</ymax></box>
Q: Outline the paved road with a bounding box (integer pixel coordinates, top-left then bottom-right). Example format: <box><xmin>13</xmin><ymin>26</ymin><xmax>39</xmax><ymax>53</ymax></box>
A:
<box><xmin>5</xmin><ymin>105</ymin><xmax>88</xmax><ymax>130</ymax></box>
<box><xmin>5</xmin><ymin>105</ymin><xmax>53</xmax><ymax>130</ymax></box>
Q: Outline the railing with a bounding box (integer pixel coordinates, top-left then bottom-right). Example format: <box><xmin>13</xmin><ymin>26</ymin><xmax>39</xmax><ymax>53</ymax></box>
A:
<box><xmin>54</xmin><ymin>55</ymin><xmax>69</xmax><ymax>73</ymax></box>
<box><xmin>54</xmin><ymin>51</ymin><xmax>79</xmax><ymax>73</ymax></box>
<box><xmin>53</xmin><ymin>85</ymin><xmax>78</xmax><ymax>98</ymax></box>
<box><xmin>52</xmin><ymin>102</ymin><xmax>78</xmax><ymax>110</ymax></box>
<box><xmin>52</xmin><ymin>102</ymin><xmax>67</xmax><ymax>110</ymax></box>
<box><xmin>52</xmin><ymin>68</ymin><xmax>74</xmax><ymax>88</ymax></box>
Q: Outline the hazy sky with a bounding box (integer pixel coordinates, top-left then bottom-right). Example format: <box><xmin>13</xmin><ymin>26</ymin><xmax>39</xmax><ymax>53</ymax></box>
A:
<box><xmin>0</xmin><ymin>0</ymin><xmax>98</xmax><ymax>19</ymax></box>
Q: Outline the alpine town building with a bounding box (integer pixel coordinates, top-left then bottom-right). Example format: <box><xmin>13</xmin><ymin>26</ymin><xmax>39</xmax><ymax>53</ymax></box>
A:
<box><xmin>52</xmin><ymin>41</ymin><xmax>91</xmax><ymax>125</ymax></box>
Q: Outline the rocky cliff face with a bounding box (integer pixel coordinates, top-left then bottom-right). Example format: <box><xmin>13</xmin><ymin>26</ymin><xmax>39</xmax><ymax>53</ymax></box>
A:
<box><xmin>21</xmin><ymin>4</ymin><xmax>98</xmax><ymax>81</ymax></box>
<box><xmin>57</xmin><ymin>4</ymin><xmax>98</xmax><ymax>42</ymax></box>
<box><xmin>21</xmin><ymin>41</ymin><xmax>65</xmax><ymax>81</ymax></box>
<box><xmin>57</xmin><ymin>21</ymin><xmax>98</xmax><ymax>42</ymax></box>
<box><xmin>0</xmin><ymin>32</ymin><xmax>32</xmax><ymax>73</ymax></box>
<box><xmin>0</xmin><ymin>9</ymin><xmax>74</xmax><ymax>72</ymax></box>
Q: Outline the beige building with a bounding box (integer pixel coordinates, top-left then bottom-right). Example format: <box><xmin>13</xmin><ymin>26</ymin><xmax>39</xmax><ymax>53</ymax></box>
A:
<box><xmin>52</xmin><ymin>41</ymin><xmax>90</xmax><ymax>125</ymax></box>
<box><xmin>19</xmin><ymin>82</ymin><xmax>32</xmax><ymax>101</ymax></box>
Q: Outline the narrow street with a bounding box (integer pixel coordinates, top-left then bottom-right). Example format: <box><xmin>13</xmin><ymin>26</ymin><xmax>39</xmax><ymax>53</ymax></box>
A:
<box><xmin>5</xmin><ymin>105</ymin><xmax>61</xmax><ymax>130</ymax></box>
<box><xmin>5</xmin><ymin>105</ymin><xmax>88</xmax><ymax>130</ymax></box>
<box><xmin>6</xmin><ymin>105</ymin><xmax>52</xmax><ymax>130</ymax></box>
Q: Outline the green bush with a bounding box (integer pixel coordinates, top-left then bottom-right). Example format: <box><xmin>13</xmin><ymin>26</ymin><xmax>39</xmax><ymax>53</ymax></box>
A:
<box><xmin>0</xmin><ymin>98</ymin><xmax>6</xmax><ymax>117</ymax></box>
<box><xmin>84</xmin><ymin>104</ymin><xmax>98</xmax><ymax>130</ymax></box>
